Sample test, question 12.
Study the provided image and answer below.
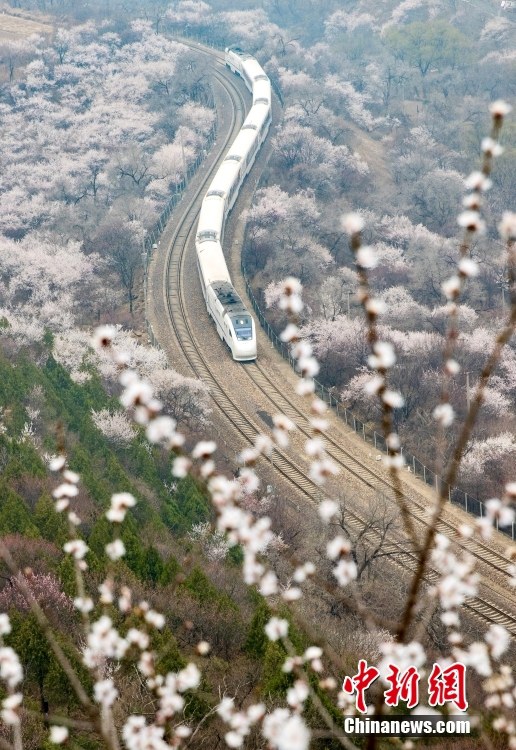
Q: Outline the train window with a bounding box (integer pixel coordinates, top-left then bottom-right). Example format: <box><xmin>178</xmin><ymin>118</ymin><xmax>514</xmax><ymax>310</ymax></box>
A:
<box><xmin>207</xmin><ymin>190</ymin><xmax>225</xmax><ymax>197</ymax></box>
<box><xmin>255</xmin><ymin>97</ymin><xmax>269</xmax><ymax>105</ymax></box>
<box><xmin>232</xmin><ymin>316</ymin><xmax>253</xmax><ymax>341</ymax></box>
<box><xmin>198</xmin><ymin>230</ymin><xmax>217</xmax><ymax>242</ymax></box>
<box><xmin>242</xmin><ymin>124</ymin><xmax>258</xmax><ymax>130</ymax></box>
<box><xmin>225</xmin><ymin>154</ymin><xmax>242</xmax><ymax>162</ymax></box>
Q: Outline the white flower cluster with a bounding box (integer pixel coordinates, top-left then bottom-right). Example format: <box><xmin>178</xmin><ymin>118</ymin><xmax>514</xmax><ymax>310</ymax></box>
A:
<box><xmin>262</xmin><ymin>708</ymin><xmax>310</xmax><ymax>750</ymax></box>
<box><xmin>433</xmin><ymin>402</ymin><xmax>455</xmax><ymax>428</ymax></box>
<box><xmin>49</xmin><ymin>726</ymin><xmax>69</xmax><ymax>744</ymax></box>
<box><xmin>341</xmin><ymin>212</ymin><xmax>365</xmax><ymax>235</ymax></box>
<box><xmin>484</xmin><ymin>497</ymin><xmax>515</xmax><ymax>533</ymax></box>
<box><xmin>123</xmin><ymin>715</ymin><xmax>190</xmax><ymax>750</ymax></box>
<box><xmin>283</xmin><ymin>645</ymin><xmax>324</xmax><ymax>675</ymax></box>
<box><xmin>326</xmin><ymin>535</ymin><xmax>357</xmax><ymax>587</ymax></box>
<box><xmin>499</xmin><ymin>212</ymin><xmax>516</xmax><ymax>242</ymax></box>
<box><xmin>217</xmin><ymin>697</ymin><xmax>266</xmax><ymax>748</ymax></box>
<box><xmin>106</xmin><ymin>492</ymin><xmax>136</xmax><ymax>523</ymax></box>
<box><xmin>278</xmin><ymin>276</ymin><xmax>303</xmax><ymax>316</ymax></box>
<box><xmin>83</xmin><ymin>615</ymin><xmax>129</xmax><ymax>669</ymax></box>
<box><xmin>0</xmin><ymin>646</ymin><xmax>23</xmax><ymax>690</ymax></box>
<box><xmin>377</xmin><ymin>640</ymin><xmax>426</xmax><ymax>682</ymax></box>
<box><xmin>431</xmin><ymin>536</ymin><xmax>478</xmax><ymax>632</ymax></box>
<box><xmin>153</xmin><ymin>663</ymin><xmax>201</xmax><ymax>723</ymax></box>
<box><xmin>1</xmin><ymin>692</ymin><xmax>22</xmax><ymax>726</ymax></box>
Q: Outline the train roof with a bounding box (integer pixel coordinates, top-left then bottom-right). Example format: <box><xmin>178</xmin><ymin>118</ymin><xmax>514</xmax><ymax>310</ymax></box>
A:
<box><xmin>242</xmin><ymin>106</ymin><xmax>269</xmax><ymax>131</ymax></box>
<box><xmin>242</xmin><ymin>57</ymin><xmax>267</xmax><ymax>81</ymax></box>
<box><xmin>198</xmin><ymin>195</ymin><xmax>225</xmax><ymax>237</ymax></box>
<box><xmin>227</xmin><ymin>46</ymin><xmax>253</xmax><ymax>59</ymax></box>
<box><xmin>198</xmin><ymin>242</ymin><xmax>231</xmax><ymax>286</ymax></box>
<box><xmin>211</xmin><ymin>281</ymin><xmax>248</xmax><ymax>316</ymax></box>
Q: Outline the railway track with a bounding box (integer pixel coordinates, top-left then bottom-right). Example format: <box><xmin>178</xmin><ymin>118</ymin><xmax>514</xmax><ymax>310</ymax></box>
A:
<box><xmin>152</xmin><ymin>42</ymin><xmax>516</xmax><ymax>637</ymax></box>
<box><xmin>247</xmin><ymin>362</ymin><xmax>515</xmax><ymax>580</ymax></box>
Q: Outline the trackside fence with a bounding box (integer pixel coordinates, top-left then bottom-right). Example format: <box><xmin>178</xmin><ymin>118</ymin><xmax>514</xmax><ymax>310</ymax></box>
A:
<box><xmin>241</xmin><ymin>270</ymin><xmax>515</xmax><ymax>541</ymax></box>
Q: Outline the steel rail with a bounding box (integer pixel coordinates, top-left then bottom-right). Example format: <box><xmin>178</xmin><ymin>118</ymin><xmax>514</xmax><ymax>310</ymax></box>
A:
<box><xmin>154</xmin><ymin>44</ymin><xmax>516</xmax><ymax>637</ymax></box>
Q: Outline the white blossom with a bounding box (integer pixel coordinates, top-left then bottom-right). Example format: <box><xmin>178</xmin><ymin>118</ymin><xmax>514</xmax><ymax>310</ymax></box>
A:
<box><xmin>280</xmin><ymin>324</ymin><xmax>300</xmax><ymax>342</ymax></box>
<box><xmin>0</xmin><ymin>648</ymin><xmax>23</xmax><ymax>688</ymax></box>
<box><xmin>499</xmin><ymin>212</ymin><xmax>516</xmax><ymax>241</ymax></box>
<box><xmin>126</xmin><ymin>629</ymin><xmax>150</xmax><ymax>650</ymax></box>
<box><xmin>74</xmin><ymin>597</ymin><xmax>94</xmax><ymax>613</ymax></box>
<box><xmin>145</xmin><ymin>415</ymin><xmax>177</xmax><ymax>444</ymax></box>
<box><xmin>318</xmin><ymin>499</ymin><xmax>339</xmax><ymax>523</ymax></box>
<box><xmin>326</xmin><ymin>536</ymin><xmax>351</xmax><ymax>560</ymax></box>
<box><xmin>281</xmin><ymin>277</ymin><xmax>302</xmax><ymax>296</ymax></box>
<box><xmin>49</xmin><ymin>455</ymin><xmax>66</xmax><ymax>472</ymax></box>
<box><xmin>262</xmin><ymin>710</ymin><xmax>310</xmax><ymax>750</ymax></box>
<box><xmin>176</xmin><ymin>663</ymin><xmax>201</xmax><ymax>691</ymax></box>
<box><xmin>445</xmin><ymin>359</ymin><xmax>461</xmax><ymax>375</ymax></box>
<box><xmin>287</xmin><ymin>680</ymin><xmax>309</xmax><ymax>709</ymax></box>
<box><xmin>458</xmin><ymin>258</ymin><xmax>479</xmax><ymax>278</ymax></box>
<box><xmin>49</xmin><ymin>726</ymin><xmax>69</xmax><ymax>744</ymax></box>
<box><xmin>1</xmin><ymin>692</ymin><xmax>22</xmax><ymax>725</ymax></box>
<box><xmin>365</xmin><ymin>298</ymin><xmax>386</xmax><ymax>316</ymax></box>
<box><xmin>356</xmin><ymin>245</ymin><xmax>378</xmax><ymax>269</ymax></box>
<box><xmin>217</xmin><ymin>697</ymin><xmax>235</xmax><ymax>722</ymax></box>
<box><xmin>433</xmin><ymin>403</ymin><xmax>455</xmax><ymax>427</ymax></box>
<box><xmin>341</xmin><ymin>213</ymin><xmax>365</xmax><ymax>234</ymax></box>
<box><xmin>382</xmin><ymin>390</ymin><xmax>404</xmax><ymax>409</ymax></box>
<box><xmin>52</xmin><ymin>483</ymin><xmax>79</xmax><ymax>499</ymax></box>
<box><xmin>367</xmin><ymin>341</ymin><xmax>396</xmax><ymax>370</ymax></box>
<box><xmin>265</xmin><ymin>617</ymin><xmax>289</xmax><ymax>641</ymax></box>
<box><xmin>481</xmin><ymin>137</ymin><xmax>504</xmax><ymax>157</ymax></box>
<box><xmin>282</xmin><ymin>586</ymin><xmax>302</xmax><ymax>601</ymax></box>
<box><xmin>457</xmin><ymin>211</ymin><xmax>485</xmax><ymax>233</ymax></box>
<box><xmin>332</xmin><ymin>559</ymin><xmax>358</xmax><ymax>586</ymax></box>
<box><xmin>442</xmin><ymin>276</ymin><xmax>461</xmax><ymax>300</ymax></box>
<box><xmin>192</xmin><ymin>440</ymin><xmax>217</xmax><ymax>459</ymax></box>
<box><xmin>464</xmin><ymin>171</ymin><xmax>492</xmax><ymax>192</ymax></box>
<box><xmin>0</xmin><ymin>614</ymin><xmax>12</xmax><ymax>636</ymax></box>
<box><xmin>105</xmin><ymin>539</ymin><xmax>126</xmax><ymax>561</ymax></box>
<box><xmin>92</xmin><ymin>409</ymin><xmax>135</xmax><ymax>446</ymax></box>
<box><xmin>94</xmin><ymin>678</ymin><xmax>119</xmax><ymax>707</ymax></box>
<box><xmin>63</xmin><ymin>539</ymin><xmax>89</xmax><ymax>560</ymax></box>
<box><xmin>145</xmin><ymin>610</ymin><xmax>165</xmax><ymax>630</ymax></box>
<box><xmin>489</xmin><ymin>99</ymin><xmax>512</xmax><ymax>117</ymax></box>
<box><xmin>92</xmin><ymin>325</ymin><xmax>117</xmax><ymax>349</ymax></box>
<box><xmin>172</xmin><ymin>456</ymin><xmax>192</xmax><ymax>477</ymax></box>
<box><xmin>259</xmin><ymin>571</ymin><xmax>279</xmax><ymax>596</ymax></box>
<box><xmin>485</xmin><ymin>624</ymin><xmax>510</xmax><ymax>659</ymax></box>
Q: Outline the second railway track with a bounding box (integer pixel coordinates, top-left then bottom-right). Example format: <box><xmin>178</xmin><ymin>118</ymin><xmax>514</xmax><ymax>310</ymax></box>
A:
<box><xmin>151</xmin><ymin>41</ymin><xmax>516</xmax><ymax>637</ymax></box>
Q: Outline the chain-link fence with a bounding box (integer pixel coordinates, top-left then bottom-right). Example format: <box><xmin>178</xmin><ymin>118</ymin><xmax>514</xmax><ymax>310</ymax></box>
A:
<box><xmin>242</xmin><ymin>270</ymin><xmax>515</xmax><ymax>541</ymax></box>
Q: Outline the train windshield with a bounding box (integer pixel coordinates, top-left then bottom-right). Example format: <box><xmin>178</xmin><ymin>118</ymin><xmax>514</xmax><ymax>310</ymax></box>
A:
<box><xmin>232</xmin><ymin>316</ymin><xmax>253</xmax><ymax>341</ymax></box>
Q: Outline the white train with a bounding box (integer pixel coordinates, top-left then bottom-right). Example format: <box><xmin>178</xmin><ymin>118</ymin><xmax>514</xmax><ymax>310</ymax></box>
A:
<box><xmin>194</xmin><ymin>47</ymin><xmax>272</xmax><ymax>361</ymax></box>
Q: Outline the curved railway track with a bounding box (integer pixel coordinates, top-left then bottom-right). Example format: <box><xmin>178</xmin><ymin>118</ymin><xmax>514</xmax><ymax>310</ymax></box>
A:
<box><xmin>154</xmin><ymin>41</ymin><xmax>516</xmax><ymax>637</ymax></box>
<box><xmin>248</xmin><ymin>362</ymin><xmax>515</xmax><ymax>579</ymax></box>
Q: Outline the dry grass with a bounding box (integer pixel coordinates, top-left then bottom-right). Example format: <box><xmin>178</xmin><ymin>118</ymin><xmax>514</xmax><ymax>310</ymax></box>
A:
<box><xmin>0</xmin><ymin>4</ymin><xmax>53</xmax><ymax>41</ymax></box>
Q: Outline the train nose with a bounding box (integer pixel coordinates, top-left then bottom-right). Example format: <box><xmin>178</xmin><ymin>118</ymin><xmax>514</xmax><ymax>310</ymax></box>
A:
<box><xmin>235</xmin><ymin>339</ymin><xmax>257</xmax><ymax>360</ymax></box>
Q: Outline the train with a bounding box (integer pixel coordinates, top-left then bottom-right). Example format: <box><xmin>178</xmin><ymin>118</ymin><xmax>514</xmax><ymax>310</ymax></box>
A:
<box><xmin>194</xmin><ymin>47</ymin><xmax>272</xmax><ymax>361</ymax></box>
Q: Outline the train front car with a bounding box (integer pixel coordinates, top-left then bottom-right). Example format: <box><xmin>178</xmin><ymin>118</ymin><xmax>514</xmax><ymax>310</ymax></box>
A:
<box><xmin>211</xmin><ymin>281</ymin><xmax>257</xmax><ymax>361</ymax></box>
